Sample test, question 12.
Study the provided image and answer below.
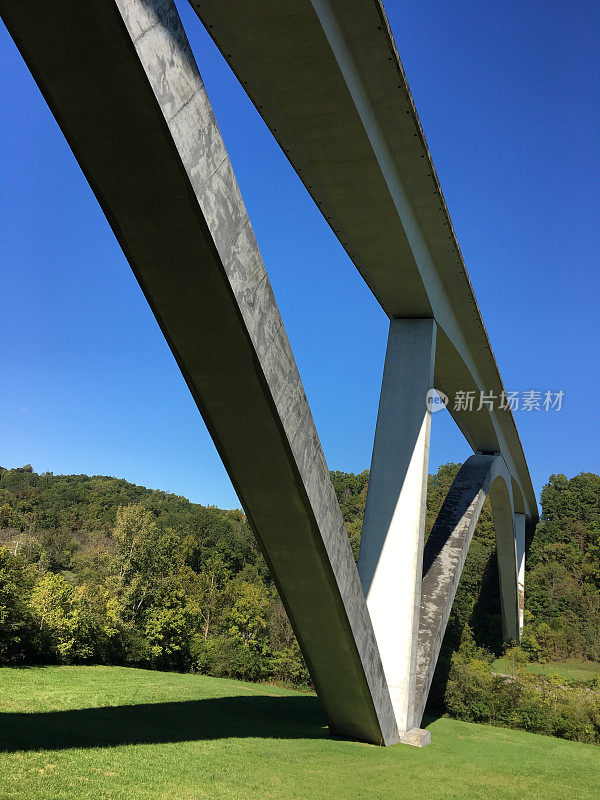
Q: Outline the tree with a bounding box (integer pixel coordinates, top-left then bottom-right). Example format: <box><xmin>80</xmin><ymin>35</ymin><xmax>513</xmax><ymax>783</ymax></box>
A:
<box><xmin>29</xmin><ymin>573</ymin><xmax>96</xmax><ymax>662</ymax></box>
<box><xmin>113</xmin><ymin>504</ymin><xmax>184</xmax><ymax>623</ymax></box>
<box><xmin>0</xmin><ymin>504</ymin><xmax>12</xmax><ymax>528</ymax></box>
<box><xmin>0</xmin><ymin>546</ymin><xmax>36</xmax><ymax>663</ymax></box>
<box><xmin>228</xmin><ymin>580</ymin><xmax>270</xmax><ymax>649</ymax></box>
<box><xmin>524</xmin><ymin>472</ymin><xmax>600</xmax><ymax>662</ymax></box>
<box><xmin>144</xmin><ymin>585</ymin><xmax>191</xmax><ymax>667</ymax></box>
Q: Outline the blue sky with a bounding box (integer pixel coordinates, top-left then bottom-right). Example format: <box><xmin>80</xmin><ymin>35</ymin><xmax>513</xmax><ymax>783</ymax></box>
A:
<box><xmin>1</xmin><ymin>1</ymin><xmax>598</xmax><ymax>509</ymax></box>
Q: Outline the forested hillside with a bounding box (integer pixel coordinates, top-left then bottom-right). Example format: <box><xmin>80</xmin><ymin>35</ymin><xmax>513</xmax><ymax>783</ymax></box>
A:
<box><xmin>1</xmin><ymin>464</ymin><xmax>599</xmax><ymax>708</ymax></box>
<box><xmin>522</xmin><ymin>472</ymin><xmax>600</xmax><ymax>662</ymax></box>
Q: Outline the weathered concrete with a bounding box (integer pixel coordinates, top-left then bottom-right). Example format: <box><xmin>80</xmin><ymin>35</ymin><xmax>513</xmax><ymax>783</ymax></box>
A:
<box><xmin>398</xmin><ymin>727</ymin><xmax>431</xmax><ymax>748</ymax></box>
<box><xmin>0</xmin><ymin>0</ymin><xmax>399</xmax><ymax>745</ymax></box>
<box><xmin>415</xmin><ymin>454</ymin><xmax>515</xmax><ymax>724</ymax></box>
<box><xmin>358</xmin><ymin>318</ymin><xmax>436</xmax><ymax>732</ymax></box>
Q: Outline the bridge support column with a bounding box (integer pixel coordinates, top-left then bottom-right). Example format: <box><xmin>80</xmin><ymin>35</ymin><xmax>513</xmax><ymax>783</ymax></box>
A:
<box><xmin>514</xmin><ymin>513</ymin><xmax>526</xmax><ymax>636</ymax></box>
<box><xmin>358</xmin><ymin>318</ymin><xmax>436</xmax><ymax>735</ymax></box>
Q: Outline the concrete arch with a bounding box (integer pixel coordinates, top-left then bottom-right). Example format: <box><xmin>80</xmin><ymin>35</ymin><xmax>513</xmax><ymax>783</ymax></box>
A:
<box><xmin>434</xmin><ymin>327</ymin><xmax>535</xmax><ymax>522</ymax></box>
<box><xmin>488</xmin><ymin>470</ymin><xmax>520</xmax><ymax>643</ymax></box>
<box><xmin>415</xmin><ymin>454</ymin><xmax>519</xmax><ymax>725</ymax></box>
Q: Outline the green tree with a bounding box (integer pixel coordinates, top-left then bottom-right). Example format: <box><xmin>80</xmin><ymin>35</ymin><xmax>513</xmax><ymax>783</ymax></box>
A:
<box><xmin>113</xmin><ymin>504</ymin><xmax>185</xmax><ymax>623</ymax></box>
<box><xmin>0</xmin><ymin>504</ymin><xmax>12</xmax><ymax>528</ymax></box>
<box><xmin>0</xmin><ymin>546</ymin><xmax>36</xmax><ymax>663</ymax></box>
<box><xmin>29</xmin><ymin>573</ymin><xmax>96</xmax><ymax>662</ymax></box>
<box><xmin>144</xmin><ymin>585</ymin><xmax>191</xmax><ymax>666</ymax></box>
<box><xmin>228</xmin><ymin>580</ymin><xmax>270</xmax><ymax>649</ymax></box>
<box><xmin>525</xmin><ymin>472</ymin><xmax>600</xmax><ymax>662</ymax></box>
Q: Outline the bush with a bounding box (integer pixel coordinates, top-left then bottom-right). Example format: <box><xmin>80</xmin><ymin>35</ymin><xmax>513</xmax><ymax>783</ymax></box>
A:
<box><xmin>445</xmin><ymin>655</ymin><xmax>600</xmax><ymax>744</ymax></box>
<box><xmin>193</xmin><ymin>634</ymin><xmax>267</xmax><ymax>682</ymax></box>
<box><xmin>268</xmin><ymin>642</ymin><xmax>310</xmax><ymax>686</ymax></box>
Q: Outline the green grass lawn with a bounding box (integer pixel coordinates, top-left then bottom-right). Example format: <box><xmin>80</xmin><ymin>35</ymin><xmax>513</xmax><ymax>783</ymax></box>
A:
<box><xmin>0</xmin><ymin>666</ymin><xmax>598</xmax><ymax>800</ymax></box>
<box><xmin>492</xmin><ymin>658</ymin><xmax>600</xmax><ymax>682</ymax></box>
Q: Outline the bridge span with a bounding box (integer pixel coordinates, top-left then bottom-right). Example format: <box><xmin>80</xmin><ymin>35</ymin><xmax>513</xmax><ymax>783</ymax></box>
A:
<box><xmin>1</xmin><ymin>0</ymin><xmax>537</xmax><ymax>746</ymax></box>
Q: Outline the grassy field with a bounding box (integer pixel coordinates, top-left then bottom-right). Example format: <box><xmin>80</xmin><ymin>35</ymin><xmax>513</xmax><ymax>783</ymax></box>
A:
<box><xmin>492</xmin><ymin>658</ymin><xmax>600</xmax><ymax>682</ymax></box>
<box><xmin>0</xmin><ymin>666</ymin><xmax>598</xmax><ymax>800</ymax></box>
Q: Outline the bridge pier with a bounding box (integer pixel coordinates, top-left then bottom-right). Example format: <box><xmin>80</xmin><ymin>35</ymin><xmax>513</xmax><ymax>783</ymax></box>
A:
<box><xmin>358</xmin><ymin>318</ymin><xmax>436</xmax><ymax>737</ymax></box>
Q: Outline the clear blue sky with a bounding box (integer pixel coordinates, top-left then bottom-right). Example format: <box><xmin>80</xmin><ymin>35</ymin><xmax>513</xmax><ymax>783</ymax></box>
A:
<box><xmin>1</xmin><ymin>1</ymin><xmax>598</xmax><ymax>509</ymax></box>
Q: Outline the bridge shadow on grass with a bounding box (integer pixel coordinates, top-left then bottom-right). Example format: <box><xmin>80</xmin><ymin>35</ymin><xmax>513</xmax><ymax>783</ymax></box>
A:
<box><xmin>0</xmin><ymin>695</ymin><xmax>330</xmax><ymax>753</ymax></box>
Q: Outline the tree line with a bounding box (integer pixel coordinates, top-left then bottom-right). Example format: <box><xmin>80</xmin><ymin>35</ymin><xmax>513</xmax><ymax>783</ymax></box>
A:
<box><xmin>1</xmin><ymin>463</ymin><xmax>599</xmax><ymax>738</ymax></box>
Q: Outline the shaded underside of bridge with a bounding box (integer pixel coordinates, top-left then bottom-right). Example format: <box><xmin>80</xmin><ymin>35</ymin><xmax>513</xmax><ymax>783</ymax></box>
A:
<box><xmin>190</xmin><ymin>0</ymin><xmax>536</xmax><ymax>520</ymax></box>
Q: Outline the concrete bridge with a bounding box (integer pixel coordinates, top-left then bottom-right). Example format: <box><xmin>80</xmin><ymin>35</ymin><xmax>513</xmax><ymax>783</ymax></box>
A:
<box><xmin>1</xmin><ymin>0</ymin><xmax>537</xmax><ymax>746</ymax></box>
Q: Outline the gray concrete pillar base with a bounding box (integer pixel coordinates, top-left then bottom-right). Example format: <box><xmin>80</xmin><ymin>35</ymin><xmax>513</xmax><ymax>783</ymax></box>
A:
<box><xmin>397</xmin><ymin>728</ymin><xmax>431</xmax><ymax>747</ymax></box>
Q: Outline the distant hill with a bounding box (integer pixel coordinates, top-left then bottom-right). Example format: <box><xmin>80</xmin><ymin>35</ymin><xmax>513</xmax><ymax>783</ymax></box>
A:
<box><xmin>0</xmin><ymin>464</ymin><xmax>258</xmax><ymax>568</ymax></box>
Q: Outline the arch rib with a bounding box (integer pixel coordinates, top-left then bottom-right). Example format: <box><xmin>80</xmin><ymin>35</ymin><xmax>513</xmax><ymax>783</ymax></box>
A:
<box><xmin>414</xmin><ymin>454</ymin><xmax>519</xmax><ymax>724</ymax></box>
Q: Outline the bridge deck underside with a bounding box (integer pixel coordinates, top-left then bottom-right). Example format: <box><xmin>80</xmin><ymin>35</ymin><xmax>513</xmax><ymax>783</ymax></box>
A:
<box><xmin>188</xmin><ymin>0</ymin><xmax>537</xmax><ymax>521</ymax></box>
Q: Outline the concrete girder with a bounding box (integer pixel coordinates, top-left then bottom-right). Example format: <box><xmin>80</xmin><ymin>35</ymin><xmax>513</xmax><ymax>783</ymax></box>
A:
<box><xmin>0</xmin><ymin>0</ymin><xmax>400</xmax><ymax>746</ymax></box>
<box><xmin>415</xmin><ymin>454</ymin><xmax>520</xmax><ymax>725</ymax></box>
